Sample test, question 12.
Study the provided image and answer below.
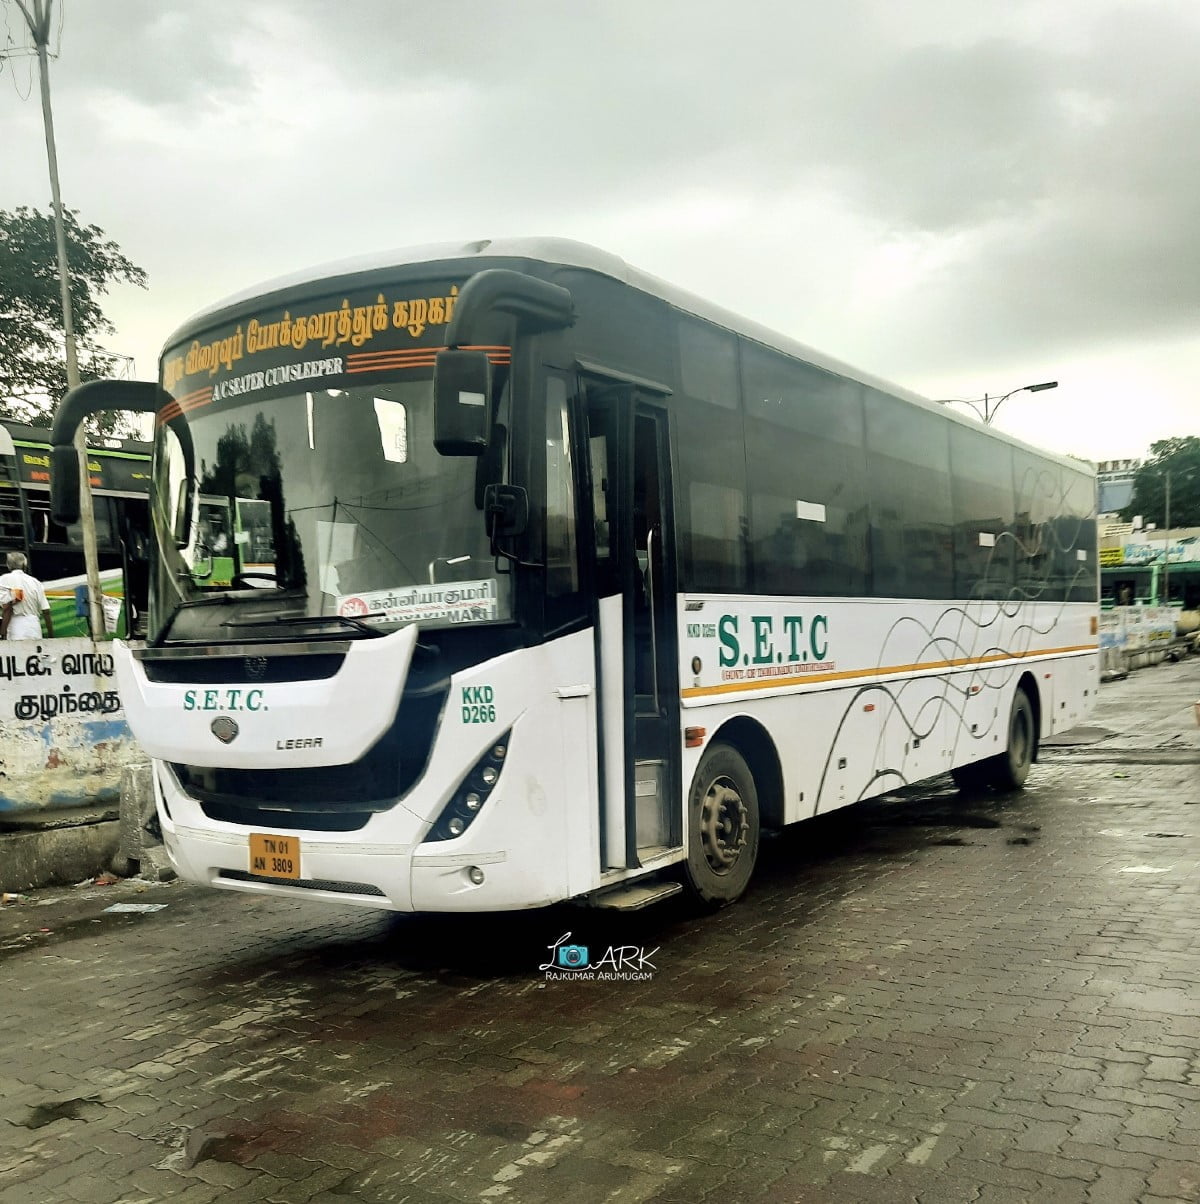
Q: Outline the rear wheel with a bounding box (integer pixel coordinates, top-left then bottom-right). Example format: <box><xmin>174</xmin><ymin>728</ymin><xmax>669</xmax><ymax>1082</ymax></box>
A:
<box><xmin>683</xmin><ymin>743</ymin><xmax>760</xmax><ymax>907</ymax></box>
<box><xmin>988</xmin><ymin>687</ymin><xmax>1035</xmax><ymax>791</ymax></box>
<box><xmin>952</xmin><ymin>688</ymin><xmax>1036</xmax><ymax>794</ymax></box>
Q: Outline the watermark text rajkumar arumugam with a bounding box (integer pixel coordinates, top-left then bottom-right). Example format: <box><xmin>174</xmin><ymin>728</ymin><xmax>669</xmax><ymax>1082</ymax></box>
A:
<box><xmin>539</xmin><ymin>932</ymin><xmax>658</xmax><ymax>981</ymax></box>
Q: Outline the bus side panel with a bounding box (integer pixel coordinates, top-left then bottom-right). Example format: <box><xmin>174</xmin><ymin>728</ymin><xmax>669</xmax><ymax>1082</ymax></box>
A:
<box><xmin>686</xmin><ymin>678</ymin><xmax>956</xmax><ymax>823</ymax></box>
<box><xmin>1044</xmin><ymin>650</ymin><xmax>1100</xmax><ymax>738</ymax></box>
<box><xmin>680</xmin><ymin>596</ymin><xmax>1097</xmax><ymax>819</ymax></box>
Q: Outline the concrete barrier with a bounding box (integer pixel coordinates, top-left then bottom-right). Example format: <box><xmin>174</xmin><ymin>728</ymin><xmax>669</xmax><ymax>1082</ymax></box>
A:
<box><xmin>0</xmin><ymin>816</ymin><xmax>121</xmax><ymax>893</ymax></box>
<box><xmin>1099</xmin><ymin>605</ymin><xmax>1179</xmax><ymax>678</ymax></box>
<box><xmin>115</xmin><ymin>760</ymin><xmax>173</xmax><ymax>880</ymax></box>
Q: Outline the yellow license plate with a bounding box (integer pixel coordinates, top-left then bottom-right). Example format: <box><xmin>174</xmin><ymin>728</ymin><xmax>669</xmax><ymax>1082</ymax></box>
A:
<box><xmin>249</xmin><ymin>833</ymin><xmax>301</xmax><ymax>880</ymax></box>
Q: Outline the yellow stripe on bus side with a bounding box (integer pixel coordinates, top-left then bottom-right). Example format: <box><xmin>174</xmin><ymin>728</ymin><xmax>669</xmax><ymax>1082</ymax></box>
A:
<box><xmin>680</xmin><ymin>643</ymin><xmax>1099</xmax><ymax>699</ymax></box>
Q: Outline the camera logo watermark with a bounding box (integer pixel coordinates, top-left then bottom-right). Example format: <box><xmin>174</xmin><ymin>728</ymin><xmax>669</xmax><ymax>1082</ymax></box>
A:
<box><xmin>539</xmin><ymin>932</ymin><xmax>657</xmax><ymax>981</ymax></box>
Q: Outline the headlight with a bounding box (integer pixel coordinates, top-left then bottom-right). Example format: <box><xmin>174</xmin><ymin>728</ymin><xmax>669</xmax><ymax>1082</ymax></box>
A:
<box><xmin>427</xmin><ymin>729</ymin><xmax>512</xmax><ymax>842</ymax></box>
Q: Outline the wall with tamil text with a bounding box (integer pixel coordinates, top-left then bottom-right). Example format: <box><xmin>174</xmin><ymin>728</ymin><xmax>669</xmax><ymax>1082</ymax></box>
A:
<box><xmin>0</xmin><ymin>638</ymin><xmax>143</xmax><ymax>816</ymax></box>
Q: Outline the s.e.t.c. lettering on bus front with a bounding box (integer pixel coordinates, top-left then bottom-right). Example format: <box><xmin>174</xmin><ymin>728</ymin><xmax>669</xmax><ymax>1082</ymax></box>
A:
<box><xmin>182</xmin><ymin>688</ymin><xmax>267</xmax><ymax>712</ymax></box>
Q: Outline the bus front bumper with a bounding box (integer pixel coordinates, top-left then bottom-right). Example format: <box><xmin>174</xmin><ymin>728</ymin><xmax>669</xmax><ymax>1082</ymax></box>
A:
<box><xmin>155</xmin><ymin>767</ymin><xmax>560</xmax><ymax>914</ymax></box>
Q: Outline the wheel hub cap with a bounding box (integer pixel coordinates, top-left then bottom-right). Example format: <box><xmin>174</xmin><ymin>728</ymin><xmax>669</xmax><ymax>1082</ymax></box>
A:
<box><xmin>700</xmin><ymin>776</ymin><xmax>749</xmax><ymax>873</ymax></box>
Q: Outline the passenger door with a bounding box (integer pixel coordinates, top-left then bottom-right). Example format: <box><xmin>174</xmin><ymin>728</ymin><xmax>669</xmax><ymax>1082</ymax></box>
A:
<box><xmin>581</xmin><ymin>375</ymin><xmax>680</xmax><ymax>871</ymax></box>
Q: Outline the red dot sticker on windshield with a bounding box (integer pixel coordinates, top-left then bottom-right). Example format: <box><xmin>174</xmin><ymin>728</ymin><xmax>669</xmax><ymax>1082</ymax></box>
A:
<box><xmin>339</xmin><ymin>596</ymin><xmax>368</xmax><ymax>617</ymax></box>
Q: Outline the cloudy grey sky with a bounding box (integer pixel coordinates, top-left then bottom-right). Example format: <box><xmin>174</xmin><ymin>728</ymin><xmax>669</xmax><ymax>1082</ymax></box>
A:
<box><xmin>3</xmin><ymin>0</ymin><xmax>1198</xmax><ymax>460</ymax></box>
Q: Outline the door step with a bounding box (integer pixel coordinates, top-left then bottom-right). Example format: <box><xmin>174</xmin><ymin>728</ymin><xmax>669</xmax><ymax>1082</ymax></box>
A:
<box><xmin>589</xmin><ymin>879</ymin><xmax>683</xmax><ymax>911</ymax></box>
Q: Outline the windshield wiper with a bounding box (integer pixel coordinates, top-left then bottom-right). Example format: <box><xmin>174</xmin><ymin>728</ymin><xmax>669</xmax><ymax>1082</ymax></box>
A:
<box><xmin>220</xmin><ymin>613</ymin><xmax>388</xmax><ymax>638</ymax></box>
<box><xmin>157</xmin><ymin>589</ymin><xmax>309</xmax><ymax>642</ymax></box>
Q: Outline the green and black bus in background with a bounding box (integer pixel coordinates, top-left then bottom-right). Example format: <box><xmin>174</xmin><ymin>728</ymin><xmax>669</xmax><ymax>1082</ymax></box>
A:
<box><xmin>0</xmin><ymin>420</ymin><xmax>151</xmax><ymax>637</ymax></box>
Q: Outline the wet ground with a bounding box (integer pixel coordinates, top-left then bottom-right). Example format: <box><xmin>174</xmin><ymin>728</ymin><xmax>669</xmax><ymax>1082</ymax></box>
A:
<box><xmin>2</xmin><ymin>659</ymin><xmax>1199</xmax><ymax>1203</ymax></box>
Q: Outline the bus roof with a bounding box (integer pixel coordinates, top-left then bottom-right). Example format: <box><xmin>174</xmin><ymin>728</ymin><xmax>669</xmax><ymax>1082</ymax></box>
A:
<box><xmin>171</xmin><ymin>237</ymin><xmax>1093</xmax><ymax>479</ymax></box>
<box><xmin>0</xmin><ymin>419</ymin><xmax>151</xmax><ymax>498</ymax></box>
<box><xmin>0</xmin><ymin>419</ymin><xmax>151</xmax><ymax>459</ymax></box>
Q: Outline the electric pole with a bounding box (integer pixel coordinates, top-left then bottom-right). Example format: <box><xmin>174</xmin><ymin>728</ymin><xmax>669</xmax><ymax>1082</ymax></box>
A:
<box><xmin>14</xmin><ymin>0</ymin><xmax>105</xmax><ymax>639</ymax></box>
<box><xmin>1163</xmin><ymin>470</ymin><xmax>1171</xmax><ymax>612</ymax></box>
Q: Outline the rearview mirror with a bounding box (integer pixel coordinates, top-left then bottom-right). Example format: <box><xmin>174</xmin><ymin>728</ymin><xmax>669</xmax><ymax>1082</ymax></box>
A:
<box><xmin>434</xmin><ymin>349</ymin><xmax>491</xmax><ymax>456</ymax></box>
<box><xmin>172</xmin><ymin>477</ymin><xmax>194</xmax><ymax>548</ymax></box>
<box><xmin>51</xmin><ymin>379</ymin><xmax>174</xmax><ymax>524</ymax></box>
<box><xmin>51</xmin><ymin>444</ymin><xmax>82</xmax><ymax>526</ymax></box>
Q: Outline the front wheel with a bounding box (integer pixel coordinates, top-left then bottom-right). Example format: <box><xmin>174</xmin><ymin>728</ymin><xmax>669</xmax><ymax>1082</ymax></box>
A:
<box><xmin>683</xmin><ymin>743</ymin><xmax>760</xmax><ymax>907</ymax></box>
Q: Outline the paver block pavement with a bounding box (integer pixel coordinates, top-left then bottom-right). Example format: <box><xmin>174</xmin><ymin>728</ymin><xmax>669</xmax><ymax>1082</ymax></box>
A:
<box><xmin>2</xmin><ymin>658</ymin><xmax>1200</xmax><ymax>1201</ymax></box>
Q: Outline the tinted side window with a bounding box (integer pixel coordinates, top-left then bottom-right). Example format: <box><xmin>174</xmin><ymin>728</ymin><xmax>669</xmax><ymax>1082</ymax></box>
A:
<box><xmin>1059</xmin><ymin>466</ymin><xmax>1098</xmax><ymax>602</ymax></box>
<box><xmin>950</xmin><ymin>425</ymin><xmax>1015</xmax><ymax>599</ymax></box>
<box><xmin>26</xmin><ymin>492</ymin><xmax>116</xmax><ymax>549</ymax></box>
<box><xmin>1013</xmin><ymin>450</ymin><xmax>1061</xmax><ymax>602</ymax></box>
<box><xmin>680</xmin><ymin>319</ymin><xmax>740</xmax><ymax>409</ymax></box>
<box><xmin>865</xmin><ymin>392</ymin><xmax>953</xmax><ymax>598</ymax></box>
<box><xmin>742</xmin><ymin>344</ymin><xmax>868</xmax><ymax>596</ymax></box>
<box><xmin>544</xmin><ymin>375</ymin><xmax>578</xmax><ymax>600</ymax></box>
<box><xmin>672</xmin><ymin>318</ymin><xmax>746</xmax><ymax>591</ymax></box>
<box><xmin>557</xmin><ymin>270</ymin><xmax>671</xmax><ymax>385</ymax></box>
<box><xmin>686</xmin><ymin>481</ymin><xmax>747</xmax><ymax>590</ymax></box>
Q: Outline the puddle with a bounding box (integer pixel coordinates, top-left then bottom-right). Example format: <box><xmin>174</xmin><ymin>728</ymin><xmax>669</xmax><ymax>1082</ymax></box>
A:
<box><xmin>878</xmin><ymin>810</ymin><xmax>1002</xmax><ymax>830</ymax></box>
<box><xmin>1041</xmin><ymin>726</ymin><xmax>1116</xmax><ymax>747</ymax></box>
<box><xmin>1043</xmin><ymin>750</ymin><xmax>1200</xmax><ymax>766</ymax></box>
<box><xmin>0</xmin><ymin>906</ymin><xmax>175</xmax><ymax>967</ymax></box>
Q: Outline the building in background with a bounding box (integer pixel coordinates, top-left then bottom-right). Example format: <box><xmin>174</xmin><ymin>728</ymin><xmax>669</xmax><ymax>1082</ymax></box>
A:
<box><xmin>1096</xmin><ymin>458</ymin><xmax>1139</xmax><ymax>518</ymax></box>
<box><xmin>1093</xmin><ymin>457</ymin><xmax>1199</xmax><ymax>614</ymax></box>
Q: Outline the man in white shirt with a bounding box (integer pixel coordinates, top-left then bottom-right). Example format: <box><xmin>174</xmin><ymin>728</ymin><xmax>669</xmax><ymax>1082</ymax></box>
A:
<box><xmin>0</xmin><ymin>552</ymin><xmax>55</xmax><ymax>640</ymax></box>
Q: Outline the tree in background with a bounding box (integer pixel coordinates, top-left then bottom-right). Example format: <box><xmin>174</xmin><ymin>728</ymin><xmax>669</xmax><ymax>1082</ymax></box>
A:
<box><xmin>1121</xmin><ymin>437</ymin><xmax>1200</xmax><ymax>529</ymax></box>
<box><xmin>0</xmin><ymin>204</ymin><xmax>147</xmax><ymax>434</ymax></box>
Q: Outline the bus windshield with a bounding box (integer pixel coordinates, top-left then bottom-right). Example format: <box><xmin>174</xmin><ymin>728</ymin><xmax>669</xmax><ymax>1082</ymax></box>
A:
<box><xmin>150</xmin><ymin>373</ymin><xmax>509</xmax><ymax>642</ymax></box>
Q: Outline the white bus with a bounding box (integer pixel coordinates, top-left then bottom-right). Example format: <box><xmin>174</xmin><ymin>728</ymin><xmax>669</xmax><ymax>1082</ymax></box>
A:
<box><xmin>49</xmin><ymin>239</ymin><xmax>1098</xmax><ymax>912</ymax></box>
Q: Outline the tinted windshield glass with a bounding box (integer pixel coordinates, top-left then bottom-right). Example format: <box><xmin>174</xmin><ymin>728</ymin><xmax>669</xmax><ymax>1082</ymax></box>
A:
<box><xmin>150</xmin><ymin>374</ymin><xmax>509</xmax><ymax>641</ymax></box>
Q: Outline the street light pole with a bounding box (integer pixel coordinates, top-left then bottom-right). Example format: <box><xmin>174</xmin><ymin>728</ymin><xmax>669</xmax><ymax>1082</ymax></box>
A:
<box><xmin>14</xmin><ymin>0</ymin><xmax>105</xmax><ymax>640</ymax></box>
<box><xmin>936</xmin><ymin>381</ymin><xmax>1058</xmax><ymax>425</ymax></box>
